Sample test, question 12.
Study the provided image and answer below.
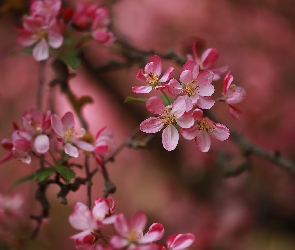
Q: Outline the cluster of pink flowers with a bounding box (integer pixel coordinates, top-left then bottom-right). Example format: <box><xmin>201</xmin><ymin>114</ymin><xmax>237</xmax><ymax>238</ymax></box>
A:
<box><xmin>17</xmin><ymin>0</ymin><xmax>115</xmax><ymax>61</ymax></box>
<box><xmin>0</xmin><ymin>108</ymin><xmax>115</xmax><ymax>167</ymax></box>
<box><xmin>69</xmin><ymin>197</ymin><xmax>195</xmax><ymax>250</ymax></box>
<box><xmin>133</xmin><ymin>45</ymin><xmax>246</xmax><ymax>152</ymax></box>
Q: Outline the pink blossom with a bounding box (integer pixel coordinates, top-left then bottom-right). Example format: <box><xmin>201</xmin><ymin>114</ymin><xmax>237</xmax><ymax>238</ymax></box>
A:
<box><xmin>110</xmin><ymin>211</ymin><xmax>164</xmax><ymax>249</ymax></box>
<box><xmin>69</xmin><ymin>197</ymin><xmax>117</xmax><ymax>250</ymax></box>
<box><xmin>0</xmin><ymin>130</ymin><xmax>33</xmax><ymax>164</ymax></box>
<box><xmin>168</xmin><ymin>60</ymin><xmax>215</xmax><ymax>110</ymax></box>
<box><xmin>133</xmin><ymin>55</ymin><xmax>174</xmax><ymax>94</ymax></box>
<box><xmin>51</xmin><ymin>112</ymin><xmax>93</xmax><ymax>157</ymax></box>
<box><xmin>222</xmin><ymin>74</ymin><xmax>246</xmax><ymax>119</ymax></box>
<box><xmin>140</xmin><ymin>96</ymin><xmax>194</xmax><ymax>151</ymax></box>
<box><xmin>22</xmin><ymin>108</ymin><xmax>51</xmax><ymax>154</ymax></box>
<box><xmin>187</xmin><ymin>42</ymin><xmax>228</xmax><ymax>81</ymax></box>
<box><xmin>93</xmin><ymin>127</ymin><xmax>116</xmax><ymax>166</ymax></box>
<box><xmin>166</xmin><ymin>233</ymin><xmax>195</xmax><ymax>250</ymax></box>
<box><xmin>30</xmin><ymin>0</ymin><xmax>61</xmax><ymax>20</ymax></box>
<box><xmin>71</xmin><ymin>3</ymin><xmax>115</xmax><ymax>46</ymax></box>
<box><xmin>17</xmin><ymin>14</ymin><xmax>63</xmax><ymax>61</ymax></box>
<box><xmin>181</xmin><ymin>109</ymin><xmax>230</xmax><ymax>152</ymax></box>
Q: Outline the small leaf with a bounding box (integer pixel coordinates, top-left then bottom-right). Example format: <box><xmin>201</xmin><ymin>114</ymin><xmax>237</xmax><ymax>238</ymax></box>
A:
<box><xmin>22</xmin><ymin>46</ymin><xmax>34</xmax><ymax>55</ymax></box>
<box><xmin>9</xmin><ymin>173</ymin><xmax>35</xmax><ymax>191</ymax></box>
<box><xmin>160</xmin><ymin>95</ymin><xmax>173</xmax><ymax>106</ymax></box>
<box><xmin>60</xmin><ymin>51</ymin><xmax>81</xmax><ymax>70</ymax></box>
<box><xmin>35</xmin><ymin>168</ymin><xmax>55</xmax><ymax>182</ymax></box>
<box><xmin>124</xmin><ymin>96</ymin><xmax>147</xmax><ymax>103</ymax></box>
<box><xmin>56</xmin><ymin>165</ymin><xmax>76</xmax><ymax>184</ymax></box>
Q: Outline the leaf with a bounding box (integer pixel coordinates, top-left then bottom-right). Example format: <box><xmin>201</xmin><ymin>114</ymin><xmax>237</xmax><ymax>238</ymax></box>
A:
<box><xmin>9</xmin><ymin>173</ymin><xmax>35</xmax><ymax>191</ymax></box>
<box><xmin>124</xmin><ymin>96</ymin><xmax>147</xmax><ymax>103</ymax></box>
<box><xmin>160</xmin><ymin>95</ymin><xmax>173</xmax><ymax>106</ymax></box>
<box><xmin>60</xmin><ymin>51</ymin><xmax>81</xmax><ymax>70</ymax></box>
<box><xmin>56</xmin><ymin>165</ymin><xmax>76</xmax><ymax>184</ymax></box>
<box><xmin>22</xmin><ymin>46</ymin><xmax>34</xmax><ymax>55</ymax></box>
<box><xmin>35</xmin><ymin>168</ymin><xmax>55</xmax><ymax>182</ymax></box>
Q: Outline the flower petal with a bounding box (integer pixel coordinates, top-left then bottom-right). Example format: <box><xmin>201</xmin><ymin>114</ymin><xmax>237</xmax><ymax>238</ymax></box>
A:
<box><xmin>130</xmin><ymin>211</ymin><xmax>147</xmax><ymax>232</ymax></box>
<box><xmin>201</xmin><ymin>48</ymin><xmax>219</xmax><ymax>69</ymax></box>
<box><xmin>162</xmin><ymin>125</ymin><xmax>179</xmax><ymax>151</ymax></box>
<box><xmin>65</xmin><ymin>143</ymin><xmax>79</xmax><ymax>157</ymax></box>
<box><xmin>33</xmin><ymin>39</ymin><xmax>49</xmax><ymax>61</ymax></box>
<box><xmin>34</xmin><ymin>134</ymin><xmax>50</xmax><ymax>154</ymax></box>
<box><xmin>196</xmin><ymin>130</ymin><xmax>211</xmax><ymax>152</ymax></box>
<box><xmin>211</xmin><ymin>123</ymin><xmax>230</xmax><ymax>141</ymax></box>
<box><xmin>140</xmin><ymin>117</ymin><xmax>164</xmax><ymax>133</ymax></box>
<box><xmin>146</xmin><ymin>96</ymin><xmax>165</xmax><ymax>114</ymax></box>
<box><xmin>51</xmin><ymin>114</ymin><xmax>64</xmax><ymax>137</ymax></box>
<box><xmin>176</xmin><ymin>112</ymin><xmax>194</xmax><ymax>128</ymax></box>
<box><xmin>132</xmin><ymin>85</ymin><xmax>153</xmax><ymax>94</ymax></box>
<box><xmin>159</xmin><ymin>67</ymin><xmax>174</xmax><ymax>82</ymax></box>
<box><xmin>62</xmin><ymin>112</ymin><xmax>75</xmax><ymax>129</ymax></box>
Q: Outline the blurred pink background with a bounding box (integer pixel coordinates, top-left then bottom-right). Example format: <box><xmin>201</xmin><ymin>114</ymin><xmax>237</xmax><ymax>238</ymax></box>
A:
<box><xmin>1</xmin><ymin>0</ymin><xmax>295</xmax><ymax>249</ymax></box>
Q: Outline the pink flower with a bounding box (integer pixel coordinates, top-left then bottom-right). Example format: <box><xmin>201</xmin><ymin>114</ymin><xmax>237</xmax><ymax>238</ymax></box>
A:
<box><xmin>181</xmin><ymin>109</ymin><xmax>230</xmax><ymax>152</ymax></box>
<box><xmin>93</xmin><ymin>127</ymin><xmax>116</xmax><ymax>166</ymax></box>
<box><xmin>17</xmin><ymin>14</ymin><xmax>63</xmax><ymax>61</ymax></box>
<box><xmin>133</xmin><ymin>55</ymin><xmax>174</xmax><ymax>94</ymax></box>
<box><xmin>222</xmin><ymin>74</ymin><xmax>246</xmax><ymax>120</ymax></box>
<box><xmin>140</xmin><ymin>96</ymin><xmax>194</xmax><ymax>151</ymax></box>
<box><xmin>166</xmin><ymin>233</ymin><xmax>195</xmax><ymax>250</ymax></box>
<box><xmin>69</xmin><ymin>197</ymin><xmax>116</xmax><ymax>250</ymax></box>
<box><xmin>187</xmin><ymin>42</ymin><xmax>228</xmax><ymax>81</ymax></box>
<box><xmin>110</xmin><ymin>211</ymin><xmax>164</xmax><ymax>249</ymax></box>
<box><xmin>71</xmin><ymin>3</ymin><xmax>115</xmax><ymax>46</ymax></box>
<box><xmin>51</xmin><ymin>112</ymin><xmax>93</xmax><ymax>157</ymax></box>
<box><xmin>22</xmin><ymin>108</ymin><xmax>51</xmax><ymax>154</ymax></box>
<box><xmin>30</xmin><ymin>0</ymin><xmax>61</xmax><ymax>20</ymax></box>
<box><xmin>168</xmin><ymin>60</ymin><xmax>215</xmax><ymax>110</ymax></box>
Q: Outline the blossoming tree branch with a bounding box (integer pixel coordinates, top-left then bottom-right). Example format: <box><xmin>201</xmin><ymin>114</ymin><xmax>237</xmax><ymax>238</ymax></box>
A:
<box><xmin>0</xmin><ymin>0</ymin><xmax>295</xmax><ymax>249</ymax></box>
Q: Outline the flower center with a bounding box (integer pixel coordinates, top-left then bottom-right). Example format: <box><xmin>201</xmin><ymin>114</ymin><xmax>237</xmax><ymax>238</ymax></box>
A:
<box><xmin>161</xmin><ymin>108</ymin><xmax>176</xmax><ymax>125</ymax></box>
<box><xmin>144</xmin><ymin>73</ymin><xmax>159</xmax><ymax>87</ymax></box>
<box><xmin>64</xmin><ymin>128</ymin><xmax>77</xmax><ymax>141</ymax></box>
<box><xmin>127</xmin><ymin>229</ymin><xmax>141</xmax><ymax>243</ymax></box>
<box><xmin>183</xmin><ymin>79</ymin><xmax>199</xmax><ymax>97</ymax></box>
<box><xmin>197</xmin><ymin>118</ymin><xmax>215</xmax><ymax>132</ymax></box>
<box><xmin>34</xmin><ymin>28</ymin><xmax>48</xmax><ymax>40</ymax></box>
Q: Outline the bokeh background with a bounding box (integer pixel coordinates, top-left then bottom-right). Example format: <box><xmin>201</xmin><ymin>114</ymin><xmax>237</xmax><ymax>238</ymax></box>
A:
<box><xmin>1</xmin><ymin>0</ymin><xmax>295</xmax><ymax>249</ymax></box>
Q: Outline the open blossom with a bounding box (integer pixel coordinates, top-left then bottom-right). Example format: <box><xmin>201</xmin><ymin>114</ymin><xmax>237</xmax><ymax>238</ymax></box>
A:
<box><xmin>1</xmin><ymin>129</ymin><xmax>32</xmax><ymax>164</ymax></box>
<box><xmin>133</xmin><ymin>55</ymin><xmax>174</xmax><ymax>94</ymax></box>
<box><xmin>140</xmin><ymin>96</ymin><xmax>194</xmax><ymax>151</ymax></box>
<box><xmin>168</xmin><ymin>60</ymin><xmax>215</xmax><ymax>111</ymax></box>
<box><xmin>22</xmin><ymin>108</ymin><xmax>51</xmax><ymax>154</ymax></box>
<box><xmin>69</xmin><ymin>197</ymin><xmax>116</xmax><ymax>250</ymax></box>
<box><xmin>17</xmin><ymin>14</ymin><xmax>63</xmax><ymax>61</ymax></box>
<box><xmin>181</xmin><ymin>109</ymin><xmax>230</xmax><ymax>152</ymax></box>
<box><xmin>30</xmin><ymin>0</ymin><xmax>61</xmax><ymax>20</ymax></box>
<box><xmin>51</xmin><ymin>112</ymin><xmax>93</xmax><ymax>157</ymax></box>
<box><xmin>222</xmin><ymin>73</ymin><xmax>246</xmax><ymax>120</ymax></box>
<box><xmin>187</xmin><ymin>42</ymin><xmax>228</xmax><ymax>81</ymax></box>
<box><xmin>110</xmin><ymin>211</ymin><xmax>164</xmax><ymax>249</ymax></box>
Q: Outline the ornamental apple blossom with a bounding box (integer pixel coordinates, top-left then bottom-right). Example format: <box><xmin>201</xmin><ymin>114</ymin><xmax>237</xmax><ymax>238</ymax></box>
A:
<box><xmin>71</xmin><ymin>3</ymin><xmax>115</xmax><ymax>46</ymax></box>
<box><xmin>22</xmin><ymin>108</ymin><xmax>52</xmax><ymax>154</ymax></box>
<box><xmin>140</xmin><ymin>96</ymin><xmax>194</xmax><ymax>151</ymax></box>
<box><xmin>222</xmin><ymin>73</ymin><xmax>246</xmax><ymax>120</ymax></box>
<box><xmin>133</xmin><ymin>55</ymin><xmax>174</xmax><ymax>94</ymax></box>
<box><xmin>168</xmin><ymin>60</ymin><xmax>215</xmax><ymax>110</ymax></box>
<box><xmin>110</xmin><ymin>211</ymin><xmax>164</xmax><ymax>249</ymax></box>
<box><xmin>181</xmin><ymin>109</ymin><xmax>230</xmax><ymax>152</ymax></box>
<box><xmin>187</xmin><ymin>42</ymin><xmax>228</xmax><ymax>81</ymax></box>
<box><xmin>30</xmin><ymin>0</ymin><xmax>61</xmax><ymax>20</ymax></box>
<box><xmin>51</xmin><ymin>112</ymin><xmax>93</xmax><ymax>157</ymax></box>
<box><xmin>17</xmin><ymin>14</ymin><xmax>64</xmax><ymax>61</ymax></box>
<box><xmin>69</xmin><ymin>197</ymin><xmax>117</xmax><ymax>250</ymax></box>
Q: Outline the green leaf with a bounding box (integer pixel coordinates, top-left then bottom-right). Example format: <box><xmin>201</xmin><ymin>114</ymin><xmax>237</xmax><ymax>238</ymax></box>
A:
<box><xmin>9</xmin><ymin>173</ymin><xmax>35</xmax><ymax>191</ymax></box>
<box><xmin>124</xmin><ymin>96</ymin><xmax>147</xmax><ymax>103</ymax></box>
<box><xmin>56</xmin><ymin>165</ymin><xmax>76</xmax><ymax>184</ymax></box>
<box><xmin>22</xmin><ymin>46</ymin><xmax>34</xmax><ymax>55</ymax></box>
<box><xmin>35</xmin><ymin>168</ymin><xmax>55</xmax><ymax>182</ymax></box>
<box><xmin>60</xmin><ymin>51</ymin><xmax>81</xmax><ymax>70</ymax></box>
<box><xmin>160</xmin><ymin>95</ymin><xmax>173</xmax><ymax>106</ymax></box>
